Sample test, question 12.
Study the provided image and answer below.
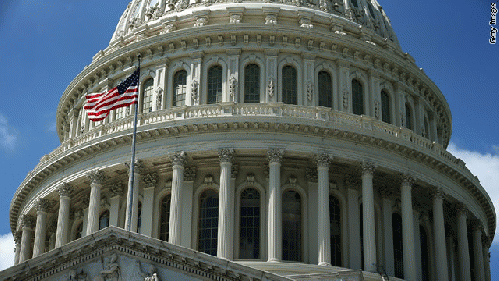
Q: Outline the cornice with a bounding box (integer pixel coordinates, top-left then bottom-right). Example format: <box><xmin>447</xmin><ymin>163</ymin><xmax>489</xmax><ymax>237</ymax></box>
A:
<box><xmin>13</xmin><ymin>104</ymin><xmax>492</xmax><ymax>239</ymax></box>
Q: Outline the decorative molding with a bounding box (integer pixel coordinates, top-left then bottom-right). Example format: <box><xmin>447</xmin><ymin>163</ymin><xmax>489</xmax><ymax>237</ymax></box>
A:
<box><xmin>171</xmin><ymin>151</ymin><xmax>186</xmax><ymax>167</ymax></box>
<box><xmin>110</xmin><ymin>182</ymin><xmax>125</xmax><ymax>197</ymax></box>
<box><xmin>87</xmin><ymin>170</ymin><xmax>106</xmax><ymax>184</ymax></box>
<box><xmin>58</xmin><ymin>183</ymin><xmax>73</xmax><ymax>198</ymax></box>
<box><xmin>305</xmin><ymin>167</ymin><xmax>318</xmax><ymax>183</ymax></box>
<box><xmin>21</xmin><ymin>215</ymin><xmax>36</xmax><ymax>229</ymax></box>
<box><xmin>317</xmin><ymin>153</ymin><xmax>332</xmax><ymax>167</ymax></box>
<box><xmin>143</xmin><ymin>173</ymin><xmax>158</xmax><ymax>188</ymax></box>
<box><xmin>267</xmin><ymin>148</ymin><xmax>284</xmax><ymax>163</ymax></box>
<box><xmin>401</xmin><ymin>174</ymin><xmax>415</xmax><ymax>186</ymax></box>
<box><xmin>361</xmin><ymin>161</ymin><xmax>375</xmax><ymax>176</ymax></box>
<box><xmin>231</xmin><ymin>163</ymin><xmax>239</xmax><ymax>179</ymax></box>
<box><xmin>184</xmin><ymin>166</ymin><xmax>197</xmax><ymax>182</ymax></box>
<box><xmin>219</xmin><ymin>148</ymin><xmax>234</xmax><ymax>164</ymax></box>
<box><xmin>36</xmin><ymin>198</ymin><xmax>51</xmax><ymax>213</ymax></box>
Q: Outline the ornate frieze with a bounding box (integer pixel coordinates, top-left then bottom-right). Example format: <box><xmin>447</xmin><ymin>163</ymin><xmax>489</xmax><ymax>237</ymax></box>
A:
<box><xmin>267</xmin><ymin>148</ymin><xmax>284</xmax><ymax>163</ymax></box>
<box><xmin>143</xmin><ymin>173</ymin><xmax>158</xmax><ymax>188</ymax></box>
<box><xmin>219</xmin><ymin>148</ymin><xmax>234</xmax><ymax>163</ymax></box>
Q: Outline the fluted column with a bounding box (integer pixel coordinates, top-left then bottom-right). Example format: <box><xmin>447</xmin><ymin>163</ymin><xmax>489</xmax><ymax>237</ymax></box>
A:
<box><xmin>218</xmin><ymin>149</ymin><xmax>234</xmax><ymax>259</ymax></box>
<box><xmin>473</xmin><ymin>225</ymin><xmax>485</xmax><ymax>281</ymax></box>
<box><xmin>433</xmin><ymin>190</ymin><xmax>449</xmax><ymax>281</ymax></box>
<box><xmin>86</xmin><ymin>170</ymin><xmax>105</xmax><ymax>235</ymax></box>
<box><xmin>142</xmin><ymin>173</ymin><xmax>157</xmax><ymax>237</ymax></box>
<box><xmin>125</xmin><ymin>161</ymin><xmax>141</xmax><ymax>232</ymax></box>
<box><xmin>457</xmin><ymin>205</ymin><xmax>471</xmax><ymax>281</ymax></box>
<box><xmin>382</xmin><ymin>197</ymin><xmax>395</xmax><ymax>276</ymax></box>
<box><xmin>401</xmin><ymin>175</ymin><xmax>416</xmax><ymax>281</ymax></box>
<box><xmin>19</xmin><ymin>215</ymin><xmax>35</xmax><ymax>263</ymax></box>
<box><xmin>32</xmin><ymin>199</ymin><xmax>50</xmax><ymax>258</ymax></box>
<box><xmin>362</xmin><ymin>162</ymin><xmax>376</xmax><ymax>272</ymax></box>
<box><xmin>268</xmin><ymin>148</ymin><xmax>284</xmax><ymax>262</ymax></box>
<box><xmin>13</xmin><ymin>231</ymin><xmax>22</xmax><ymax>265</ymax></box>
<box><xmin>169</xmin><ymin>151</ymin><xmax>186</xmax><ymax>245</ymax></box>
<box><xmin>317</xmin><ymin>153</ymin><xmax>332</xmax><ymax>266</ymax></box>
<box><xmin>55</xmin><ymin>183</ymin><xmax>72</xmax><ymax>248</ymax></box>
<box><xmin>109</xmin><ymin>183</ymin><xmax>124</xmax><ymax>227</ymax></box>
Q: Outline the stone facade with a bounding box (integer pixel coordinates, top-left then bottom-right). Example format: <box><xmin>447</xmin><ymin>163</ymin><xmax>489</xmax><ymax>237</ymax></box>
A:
<box><xmin>4</xmin><ymin>1</ymin><xmax>494</xmax><ymax>281</ymax></box>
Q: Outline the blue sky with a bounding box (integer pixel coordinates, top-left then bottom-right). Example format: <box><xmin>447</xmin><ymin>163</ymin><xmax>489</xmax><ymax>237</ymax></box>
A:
<box><xmin>0</xmin><ymin>0</ymin><xmax>498</xmax><ymax>276</ymax></box>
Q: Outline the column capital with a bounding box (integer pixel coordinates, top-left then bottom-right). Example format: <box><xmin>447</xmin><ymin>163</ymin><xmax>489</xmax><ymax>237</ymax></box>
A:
<box><xmin>316</xmin><ymin>153</ymin><xmax>332</xmax><ymax>167</ymax></box>
<box><xmin>125</xmin><ymin>160</ymin><xmax>143</xmax><ymax>174</ymax></box>
<box><xmin>401</xmin><ymin>174</ymin><xmax>415</xmax><ymax>186</ymax></box>
<box><xmin>171</xmin><ymin>151</ymin><xmax>187</xmax><ymax>167</ymax></box>
<box><xmin>456</xmin><ymin>203</ymin><xmax>468</xmax><ymax>217</ymax></box>
<box><xmin>36</xmin><ymin>198</ymin><xmax>51</xmax><ymax>213</ymax></box>
<box><xmin>219</xmin><ymin>148</ymin><xmax>234</xmax><ymax>164</ymax></box>
<box><xmin>268</xmin><ymin>148</ymin><xmax>284</xmax><ymax>163</ymax></box>
<box><xmin>361</xmin><ymin>161</ymin><xmax>375</xmax><ymax>176</ymax></box>
<box><xmin>86</xmin><ymin>170</ymin><xmax>106</xmax><ymax>184</ymax></box>
<box><xmin>21</xmin><ymin>215</ymin><xmax>36</xmax><ymax>229</ymax></box>
<box><xmin>57</xmin><ymin>183</ymin><xmax>73</xmax><ymax>198</ymax></box>
<box><xmin>434</xmin><ymin>188</ymin><xmax>445</xmax><ymax>200</ymax></box>
<box><xmin>143</xmin><ymin>173</ymin><xmax>158</xmax><ymax>188</ymax></box>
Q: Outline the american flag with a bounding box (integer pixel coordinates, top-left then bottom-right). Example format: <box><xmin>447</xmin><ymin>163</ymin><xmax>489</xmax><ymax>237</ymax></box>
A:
<box><xmin>84</xmin><ymin>68</ymin><xmax>140</xmax><ymax>121</ymax></box>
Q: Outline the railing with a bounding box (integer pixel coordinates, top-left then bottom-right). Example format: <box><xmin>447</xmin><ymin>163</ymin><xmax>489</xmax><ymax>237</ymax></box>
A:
<box><xmin>30</xmin><ymin>103</ymin><xmax>475</xmax><ymax>190</ymax></box>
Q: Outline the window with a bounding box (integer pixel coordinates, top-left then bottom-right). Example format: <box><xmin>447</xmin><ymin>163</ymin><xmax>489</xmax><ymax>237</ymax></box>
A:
<box><xmin>138</xmin><ymin>202</ymin><xmax>142</xmax><ymax>234</ymax></box>
<box><xmin>282</xmin><ymin>65</ymin><xmax>297</xmax><ymax>105</ymax></box>
<box><xmin>405</xmin><ymin>103</ymin><xmax>413</xmax><ymax>130</ymax></box>
<box><xmin>283</xmin><ymin>190</ymin><xmax>301</xmax><ymax>261</ymax></box>
<box><xmin>115</xmin><ymin>106</ymin><xmax>127</xmax><ymax>120</ymax></box>
<box><xmin>329</xmin><ymin>195</ymin><xmax>341</xmax><ymax>266</ymax></box>
<box><xmin>393</xmin><ymin>213</ymin><xmax>404</xmax><ymax>279</ymax></box>
<box><xmin>74</xmin><ymin>223</ymin><xmax>83</xmax><ymax>241</ymax></box>
<box><xmin>352</xmin><ymin>79</ymin><xmax>364</xmax><ymax>115</ymax></box>
<box><xmin>198</xmin><ymin>189</ymin><xmax>219</xmax><ymax>256</ymax></box>
<box><xmin>173</xmin><ymin>70</ymin><xmax>187</xmax><ymax>106</ymax></box>
<box><xmin>244</xmin><ymin>64</ymin><xmax>260</xmax><ymax>103</ymax></box>
<box><xmin>239</xmin><ymin>188</ymin><xmax>261</xmax><ymax>259</ymax></box>
<box><xmin>424</xmin><ymin>115</ymin><xmax>430</xmax><ymax>138</ymax></box>
<box><xmin>207</xmin><ymin>65</ymin><xmax>223</xmax><ymax>104</ymax></box>
<box><xmin>160</xmin><ymin>195</ymin><xmax>171</xmax><ymax>241</ymax></box>
<box><xmin>318</xmin><ymin>71</ymin><xmax>332</xmax><ymax>108</ymax></box>
<box><xmin>99</xmin><ymin>210</ymin><xmax>110</xmax><ymax>230</ymax></box>
<box><xmin>420</xmin><ymin>225</ymin><xmax>430</xmax><ymax>281</ymax></box>
<box><xmin>381</xmin><ymin>90</ymin><xmax>391</xmax><ymax>124</ymax></box>
<box><xmin>142</xmin><ymin>78</ymin><xmax>154</xmax><ymax>113</ymax></box>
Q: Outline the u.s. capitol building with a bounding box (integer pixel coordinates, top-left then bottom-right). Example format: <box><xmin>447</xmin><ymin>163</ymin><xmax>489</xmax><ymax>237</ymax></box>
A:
<box><xmin>2</xmin><ymin>0</ymin><xmax>494</xmax><ymax>280</ymax></box>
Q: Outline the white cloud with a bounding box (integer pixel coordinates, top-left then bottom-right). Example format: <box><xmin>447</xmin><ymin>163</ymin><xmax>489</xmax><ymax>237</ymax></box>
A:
<box><xmin>0</xmin><ymin>233</ymin><xmax>14</xmax><ymax>271</ymax></box>
<box><xmin>0</xmin><ymin>114</ymin><xmax>18</xmax><ymax>151</ymax></box>
<box><xmin>447</xmin><ymin>143</ymin><xmax>499</xmax><ymax>244</ymax></box>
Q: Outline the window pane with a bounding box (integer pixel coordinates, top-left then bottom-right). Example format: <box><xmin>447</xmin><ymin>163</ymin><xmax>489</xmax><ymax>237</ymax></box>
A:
<box><xmin>381</xmin><ymin>90</ymin><xmax>391</xmax><ymax>124</ymax></box>
<box><xmin>329</xmin><ymin>195</ymin><xmax>341</xmax><ymax>266</ymax></box>
<box><xmin>240</xmin><ymin>188</ymin><xmax>261</xmax><ymax>259</ymax></box>
<box><xmin>160</xmin><ymin>195</ymin><xmax>171</xmax><ymax>241</ymax></box>
<box><xmin>173</xmin><ymin>70</ymin><xmax>187</xmax><ymax>107</ymax></box>
<box><xmin>283</xmin><ymin>190</ymin><xmax>301</xmax><ymax>261</ymax></box>
<box><xmin>199</xmin><ymin>189</ymin><xmax>219</xmax><ymax>256</ymax></box>
<box><xmin>352</xmin><ymin>79</ymin><xmax>364</xmax><ymax>115</ymax></box>
<box><xmin>207</xmin><ymin>65</ymin><xmax>223</xmax><ymax>104</ymax></box>
<box><xmin>244</xmin><ymin>64</ymin><xmax>260</xmax><ymax>103</ymax></box>
<box><xmin>142</xmin><ymin>78</ymin><xmax>154</xmax><ymax>113</ymax></box>
<box><xmin>282</xmin><ymin>66</ymin><xmax>297</xmax><ymax>105</ymax></box>
<box><xmin>318</xmin><ymin>71</ymin><xmax>332</xmax><ymax>108</ymax></box>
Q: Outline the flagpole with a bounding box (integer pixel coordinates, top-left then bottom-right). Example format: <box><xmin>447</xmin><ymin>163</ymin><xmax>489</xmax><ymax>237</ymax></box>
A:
<box><xmin>125</xmin><ymin>54</ymin><xmax>141</xmax><ymax>232</ymax></box>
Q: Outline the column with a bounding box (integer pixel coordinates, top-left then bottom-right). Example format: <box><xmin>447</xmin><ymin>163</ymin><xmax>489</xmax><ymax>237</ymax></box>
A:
<box><xmin>169</xmin><ymin>151</ymin><xmax>186</xmax><ymax>245</ymax></box>
<box><xmin>413</xmin><ymin>211</ymin><xmax>422</xmax><ymax>281</ymax></box>
<box><xmin>362</xmin><ymin>162</ymin><xmax>377</xmax><ymax>272</ymax></box>
<box><xmin>401</xmin><ymin>175</ymin><xmax>416</xmax><ymax>280</ymax></box>
<box><xmin>267</xmin><ymin>148</ymin><xmax>283</xmax><ymax>262</ymax></box>
<box><xmin>457</xmin><ymin>206</ymin><xmax>471</xmax><ymax>281</ymax></box>
<box><xmin>86</xmin><ymin>170</ymin><xmax>105</xmax><ymax>235</ymax></box>
<box><xmin>382</xmin><ymin>197</ymin><xmax>394</xmax><ymax>276</ymax></box>
<box><xmin>55</xmin><ymin>183</ymin><xmax>72</xmax><ymax>248</ymax></box>
<box><xmin>473</xmin><ymin>225</ymin><xmax>485</xmax><ymax>281</ymax></box>
<box><xmin>13</xmin><ymin>231</ymin><xmax>22</xmax><ymax>265</ymax></box>
<box><xmin>347</xmin><ymin>187</ymin><xmax>361</xmax><ymax>270</ymax></box>
<box><xmin>433</xmin><ymin>190</ymin><xmax>449</xmax><ymax>281</ymax></box>
<box><xmin>181</xmin><ymin>167</ymin><xmax>196</xmax><ymax>248</ymax></box>
<box><xmin>484</xmin><ymin>245</ymin><xmax>491</xmax><ymax>281</ymax></box>
<box><xmin>218</xmin><ymin>149</ymin><xmax>234</xmax><ymax>259</ymax></box>
<box><xmin>19</xmin><ymin>215</ymin><xmax>35</xmax><ymax>263</ymax></box>
<box><xmin>142</xmin><ymin>174</ymin><xmax>156</xmax><ymax>237</ymax></box>
<box><xmin>125</xmin><ymin>161</ymin><xmax>141</xmax><ymax>232</ymax></box>
<box><xmin>32</xmin><ymin>199</ymin><xmax>50</xmax><ymax>258</ymax></box>
<box><xmin>109</xmin><ymin>183</ymin><xmax>124</xmax><ymax>227</ymax></box>
<box><xmin>317</xmin><ymin>153</ymin><xmax>331</xmax><ymax>266</ymax></box>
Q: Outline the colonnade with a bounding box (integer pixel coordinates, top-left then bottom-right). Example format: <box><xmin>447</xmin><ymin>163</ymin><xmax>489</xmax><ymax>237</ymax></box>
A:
<box><xmin>13</xmin><ymin>149</ymin><xmax>491</xmax><ymax>281</ymax></box>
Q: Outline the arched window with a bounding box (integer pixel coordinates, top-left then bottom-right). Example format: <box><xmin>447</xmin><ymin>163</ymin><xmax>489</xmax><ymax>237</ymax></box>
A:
<box><xmin>173</xmin><ymin>70</ymin><xmax>187</xmax><ymax>107</ymax></box>
<box><xmin>198</xmin><ymin>189</ymin><xmax>219</xmax><ymax>256</ymax></box>
<box><xmin>420</xmin><ymin>225</ymin><xmax>430</xmax><ymax>281</ymax></box>
<box><xmin>207</xmin><ymin>65</ymin><xmax>223</xmax><ymax>104</ymax></box>
<box><xmin>283</xmin><ymin>190</ymin><xmax>301</xmax><ymax>261</ymax></box>
<box><xmin>282</xmin><ymin>65</ymin><xmax>297</xmax><ymax>105</ymax></box>
<box><xmin>352</xmin><ymin>79</ymin><xmax>364</xmax><ymax>115</ymax></box>
<box><xmin>244</xmin><ymin>64</ymin><xmax>260</xmax><ymax>103</ymax></box>
<box><xmin>239</xmin><ymin>188</ymin><xmax>261</xmax><ymax>259</ymax></box>
<box><xmin>99</xmin><ymin>210</ymin><xmax>110</xmax><ymax>230</ymax></box>
<box><xmin>142</xmin><ymin>78</ymin><xmax>154</xmax><ymax>113</ymax></box>
<box><xmin>381</xmin><ymin>90</ymin><xmax>391</xmax><ymax>124</ymax></box>
<box><xmin>405</xmin><ymin>103</ymin><xmax>413</xmax><ymax>130</ymax></box>
<box><xmin>318</xmin><ymin>71</ymin><xmax>332</xmax><ymax>108</ymax></box>
<box><xmin>329</xmin><ymin>195</ymin><xmax>341</xmax><ymax>266</ymax></box>
<box><xmin>160</xmin><ymin>195</ymin><xmax>171</xmax><ymax>241</ymax></box>
<box><xmin>393</xmin><ymin>213</ymin><xmax>404</xmax><ymax>279</ymax></box>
